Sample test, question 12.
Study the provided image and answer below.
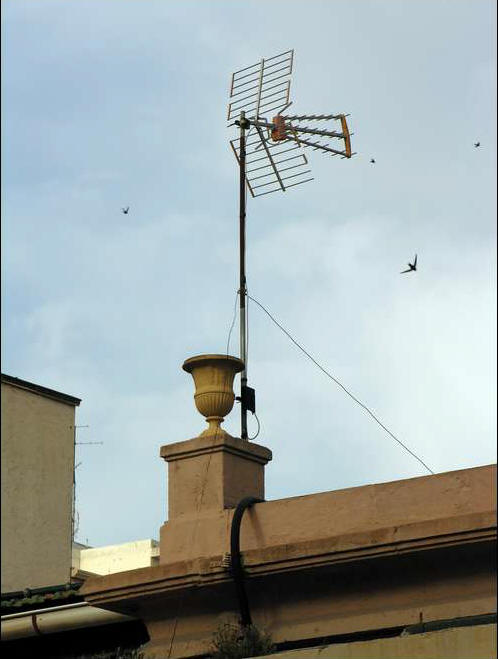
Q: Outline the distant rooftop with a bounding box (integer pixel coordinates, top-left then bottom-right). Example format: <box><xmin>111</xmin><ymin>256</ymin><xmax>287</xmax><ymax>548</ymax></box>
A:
<box><xmin>72</xmin><ymin>539</ymin><xmax>159</xmax><ymax>578</ymax></box>
<box><xmin>1</xmin><ymin>373</ymin><xmax>81</xmax><ymax>407</ymax></box>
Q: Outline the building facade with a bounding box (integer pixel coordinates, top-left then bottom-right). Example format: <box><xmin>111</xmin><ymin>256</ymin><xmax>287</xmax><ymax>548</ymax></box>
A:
<box><xmin>2</xmin><ymin>361</ymin><xmax>496</xmax><ymax>657</ymax></box>
<box><xmin>81</xmin><ymin>354</ymin><xmax>497</xmax><ymax>658</ymax></box>
<box><xmin>1</xmin><ymin>374</ymin><xmax>81</xmax><ymax>593</ymax></box>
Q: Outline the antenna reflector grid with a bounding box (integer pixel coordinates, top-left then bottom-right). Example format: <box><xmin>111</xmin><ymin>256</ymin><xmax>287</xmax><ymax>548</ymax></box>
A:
<box><xmin>230</xmin><ymin>133</ymin><xmax>313</xmax><ymax>197</ymax></box>
<box><xmin>228</xmin><ymin>49</ymin><xmax>294</xmax><ymax>121</ymax></box>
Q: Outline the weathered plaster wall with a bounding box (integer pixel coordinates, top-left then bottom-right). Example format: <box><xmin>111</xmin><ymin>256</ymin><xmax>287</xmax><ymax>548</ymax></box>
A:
<box><xmin>83</xmin><ymin>464</ymin><xmax>496</xmax><ymax>658</ymax></box>
<box><xmin>1</xmin><ymin>382</ymin><xmax>76</xmax><ymax>592</ymax></box>
<box><xmin>76</xmin><ymin>540</ymin><xmax>159</xmax><ymax>576</ymax></box>
<box><xmin>160</xmin><ymin>463</ymin><xmax>496</xmax><ymax>565</ymax></box>
<box><xmin>250</xmin><ymin>623</ymin><xmax>497</xmax><ymax>659</ymax></box>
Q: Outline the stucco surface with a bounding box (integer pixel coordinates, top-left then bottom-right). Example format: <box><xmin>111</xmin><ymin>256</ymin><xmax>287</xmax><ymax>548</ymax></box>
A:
<box><xmin>159</xmin><ymin>462</ymin><xmax>496</xmax><ymax>565</ymax></box>
<box><xmin>75</xmin><ymin>540</ymin><xmax>159</xmax><ymax>576</ymax></box>
<box><xmin>161</xmin><ymin>435</ymin><xmax>271</xmax><ymax>519</ymax></box>
<box><xmin>83</xmin><ymin>463</ymin><xmax>496</xmax><ymax>658</ymax></box>
<box><xmin>1</xmin><ymin>382</ymin><xmax>76</xmax><ymax>592</ymax></box>
<box><xmin>251</xmin><ymin>623</ymin><xmax>497</xmax><ymax>659</ymax></box>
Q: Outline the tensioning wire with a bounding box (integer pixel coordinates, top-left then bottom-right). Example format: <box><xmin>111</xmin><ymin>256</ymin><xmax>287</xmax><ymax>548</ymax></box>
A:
<box><xmin>247</xmin><ymin>293</ymin><xmax>434</xmax><ymax>475</ymax></box>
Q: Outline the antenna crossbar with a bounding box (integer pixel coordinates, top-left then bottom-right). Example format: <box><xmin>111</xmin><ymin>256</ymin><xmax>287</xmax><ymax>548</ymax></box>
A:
<box><xmin>287</xmin><ymin>124</ymin><xmax>346</xmax><ymax>139</ymax></box>
<box><xmin>230</xmin><ymin>79</ymin><xmax>289</xmax><ymax>103</ymax></box>
<box><xmin>250</xmin><ymin>160</ymin><xmax>309</xmax><ymax>182</ymax></box>
<box><xmin>287</xmin><ymin>133</ymin><xmax>349</xmax><ymax>157</ymax></box>
<box><xmin>247</xmin><ymin>145</ymin><xmax>302</xmax><ymax>164</ymax></box>
<box><xmin>254</xmin><ymin>124</ymin><xmax>286</xmax><ymax>191</ymax></box>
<box><xmin>252</xmin><ymin>168</ymin><xmax>312</xmax><ymax>190</ymax></box>
<box><xmin>230</xmin><ymin>49</ymin><xmax>293</xmax><ymax>79</ymax></box>
<box><xmin>246</xmin><ymin>152</ymin><xmax>304</xmax><ymax>174</ymax></box>
<box><xmin>283</xmin><ymin>113</ymin><xmax>347</xmax><ymax>121</ymax></box>
<box><xmin>243</xmin><ymin>117</ymin><xmax>348</xmax><ymax>142</ymax></box>
<box><xmin>232</xmin><ymin>70</ymin><xmax>291</xmax><ymax>95</ymax></box>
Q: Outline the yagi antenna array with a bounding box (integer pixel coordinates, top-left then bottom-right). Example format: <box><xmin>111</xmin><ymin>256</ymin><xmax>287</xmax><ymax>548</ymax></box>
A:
<box><xmin>228</xmin><ymin>49</ymin><xmax>354</xmax><ymax>197</ymax></box>
<box><xmin>227</xmin><ymin>49</ymin><xmax>354</xmax><ymax>439</ymax></box>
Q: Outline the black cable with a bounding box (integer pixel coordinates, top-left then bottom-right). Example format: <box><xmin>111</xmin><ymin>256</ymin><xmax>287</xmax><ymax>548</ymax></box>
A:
<box><xmin>230</xmin><ymin>496</ymin><xmax>263</xmax><ymax>627</ymax></box>
<box><xmin>248</xmin><ymin>412</ymin><xmax>260</xmax><ymax>441</ymax></box>
<box><xmin>247</xmin><ymin>294</ymin><xmax>434</xmax><ymax>476</ymax></box>
<box><xmin>226</xmin><ymin>290</ymin><xmax>239</xmax><ymax>356</ymax></box>
<box><xmin>246</xmin><ymin>290</ymin><xmax>250</xmax><ymax>366</ymax></box>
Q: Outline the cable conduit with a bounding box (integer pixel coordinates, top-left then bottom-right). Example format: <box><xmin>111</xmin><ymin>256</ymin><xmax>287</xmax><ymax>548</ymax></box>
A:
<box><xmin>230</xmin><ymin>496</ymin><xmax>263</xmax><ymax>627</ymax></box>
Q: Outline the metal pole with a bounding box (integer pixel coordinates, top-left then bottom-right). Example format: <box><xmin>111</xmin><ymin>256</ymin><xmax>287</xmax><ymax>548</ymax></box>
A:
<box><xmin>239</xmin><ymin>110</ymin><xmax>248</xmax><ymax>440</ymax></box>
<box><xmin>70</xmin><ymin>424</ymin><xmax>89</xmax><ymax>548</ymax></box>
<box><xmin>71</xmin><ymin>425</ymin><xmax>76</xmax><ymax>548</ymax></box>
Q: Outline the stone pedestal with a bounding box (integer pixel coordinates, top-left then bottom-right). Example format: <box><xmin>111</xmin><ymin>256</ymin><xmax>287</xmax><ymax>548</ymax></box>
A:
<box><xmin>159</xmin><ymin>434</ymin><xmax>272</xmax><ymax>564</ymax></box>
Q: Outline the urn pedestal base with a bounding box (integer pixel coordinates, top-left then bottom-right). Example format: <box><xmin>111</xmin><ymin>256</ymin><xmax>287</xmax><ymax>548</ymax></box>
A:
<box><xmin>159</xmin><ymin>433</ymin><xmax>272</xmax><ymax>564</ymax></box>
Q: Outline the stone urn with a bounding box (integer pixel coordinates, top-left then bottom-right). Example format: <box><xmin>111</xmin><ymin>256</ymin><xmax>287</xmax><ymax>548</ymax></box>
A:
<box><xmin>182</xmin><ymin>354</ymin><xmax>244</xmax><ymax>438</ymax></box>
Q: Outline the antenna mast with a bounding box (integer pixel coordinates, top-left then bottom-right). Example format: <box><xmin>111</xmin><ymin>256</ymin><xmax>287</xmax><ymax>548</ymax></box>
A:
<box><xmin>228</xmin><ymin>50</ymin><xmax>354</xmax><ymax>440</ymax></box>
<box><xmin>239</xmin><ymin>109</ymin><xmax>249</xmax><ymax>439</ymax></box>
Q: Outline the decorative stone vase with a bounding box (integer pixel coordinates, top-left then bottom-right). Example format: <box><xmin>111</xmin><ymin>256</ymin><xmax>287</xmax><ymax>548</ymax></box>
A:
<box><xmin>182</xmin><ymin>354</ymin><xmax>244</xmax><ymax>438</ymax></box>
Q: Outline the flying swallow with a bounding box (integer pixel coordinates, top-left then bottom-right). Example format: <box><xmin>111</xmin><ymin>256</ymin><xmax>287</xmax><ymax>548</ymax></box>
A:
<box><xmin>370</xmin><ymin>158</ymin><xmax>376</xmax><ymax>164</ymax></box>
<box><xmin>401</xmin><ymin>254</ymin><xmax>417</xmax><ymax>274</ymax></box>
<box><xmin>121</xmin><ymin>206</ymin><xmax>130</xmax><ymax>214</ymax></box>
<box><xmin>474</xmin><ymin>142</ymin><xmax>480</xmax><ymax>148</ymax></box>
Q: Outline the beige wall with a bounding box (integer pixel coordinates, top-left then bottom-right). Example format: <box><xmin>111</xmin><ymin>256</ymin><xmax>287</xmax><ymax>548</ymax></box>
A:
<box><xmin>251</xmin><ymin>624</ymin><xmax>496</xmax><ymax>659</ymax></box>
<box><xmin>73</xmin><ymin>540</ymin><xmax>160</xmax><ymax>576</ymax></box>
<box><xmin>1</xmin><ymin>381</ymin><xmax>77</xmax><ymax>592</ymax></box>
<box><xmin>83</xmin><ymin>464</ymin><xmax>496</xmax><ymax>658</ymax></box>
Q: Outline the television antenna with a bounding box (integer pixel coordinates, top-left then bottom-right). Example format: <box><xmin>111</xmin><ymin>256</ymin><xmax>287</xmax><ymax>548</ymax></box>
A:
<box><xmin>70</xmin><ymin>424</ymin><xmax>103</xmax><ymax>543</ymax></box>
<box><xmin>228</xmin><ymin>49</ymin><xmax>354</xmax><ymax>440</ymax></box>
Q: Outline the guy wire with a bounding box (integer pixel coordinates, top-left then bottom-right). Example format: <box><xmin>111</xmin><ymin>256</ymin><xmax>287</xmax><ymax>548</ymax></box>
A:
<box><xmin>247</xmin><ymin>294</ymin><xmax>434</xmax><ymax>475</ymax></box>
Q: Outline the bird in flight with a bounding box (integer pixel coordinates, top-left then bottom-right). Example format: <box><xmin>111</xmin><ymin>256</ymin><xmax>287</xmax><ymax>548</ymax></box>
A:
<box><xmin>121</xmin><ymin>206</ymin><xmax>130</xmax><ymax>214</ymax></box>
<box><xmin>474</xmin><ymin>142</ymin><xmax>480</xmax><ymax>148</ymax></box>
<box><xmin>401</xmin><ymin>254</ymin><xmax>417</xmax><ymax>274</ymax></box>
<box><xmin>370</xmin><ymin>158</ymin><xmax>376</xmax><ymax>164</ymax></box>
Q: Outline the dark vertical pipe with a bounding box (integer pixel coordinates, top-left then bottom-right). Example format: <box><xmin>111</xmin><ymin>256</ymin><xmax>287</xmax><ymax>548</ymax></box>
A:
<box><xmin>230</xmin><ymin>496</ymin><xmax>262</xmax><ymax>626</ymax></box>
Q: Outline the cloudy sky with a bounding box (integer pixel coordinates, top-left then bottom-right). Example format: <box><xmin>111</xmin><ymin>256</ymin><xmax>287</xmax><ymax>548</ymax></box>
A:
<box><xmin>2</xmin><ymin>0</ymin><xmax>496</xmax><ymax>548</ymax></box>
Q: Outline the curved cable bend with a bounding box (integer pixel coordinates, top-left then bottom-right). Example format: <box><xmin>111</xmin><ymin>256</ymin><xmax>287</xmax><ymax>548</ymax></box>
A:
<box><xmin>230</xmin><ymin>496</ymin><xmax>263</xmax><ymax>626</ymax></box>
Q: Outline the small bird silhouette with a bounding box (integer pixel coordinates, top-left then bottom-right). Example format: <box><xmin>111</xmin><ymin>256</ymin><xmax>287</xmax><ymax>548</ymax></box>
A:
<box><xmin>474</xmin><ymin>142</ymin><xmax>480</xmax><ymax>148</ymax></box>
<box><xmin>121</xmin><ymin>206</ymin><xmax>130</xmax><ymax>214</ymax></box>
<box><xmin>370</xmin><ymin>158</ymin><xmax>376</xmax><ymax>164</ymax></box>
<box><xmin>401</xmin><ymin>254</ymin><xmax>417</xmax><ymax>274</ymax></box>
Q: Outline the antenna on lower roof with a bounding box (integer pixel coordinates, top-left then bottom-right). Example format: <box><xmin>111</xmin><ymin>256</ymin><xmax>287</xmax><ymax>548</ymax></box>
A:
<box><xmin>70</xmin><ymin>425</ymin><xmax>103</xmax><ymax>544</ymax></box>
<box><xmin>227</xmin><ymin>49</ymin><xmax>354</xmax><ymax>440</ymax></box>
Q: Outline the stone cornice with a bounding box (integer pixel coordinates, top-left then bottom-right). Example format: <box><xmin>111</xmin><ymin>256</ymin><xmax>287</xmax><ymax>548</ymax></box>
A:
<box><xmin>82</xmin><ymin>510</ymin><xmax>496</xmax><ymax>608</ymax></box>
<box><xmin>160</xmin><ymin>434</ymin><xmax>272</xmax><ymax>465</ymax></box>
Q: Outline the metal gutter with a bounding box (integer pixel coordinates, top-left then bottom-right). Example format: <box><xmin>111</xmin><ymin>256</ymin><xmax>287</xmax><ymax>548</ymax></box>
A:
<box><xmin>1</xmin><ymin>602</ymin><xmax>135</xmax><ymax>641</ymax></box>
<box><xmin>2</xmin><ymin>582</ymin><xmax>81</xmax><ymax>601</ymax></box>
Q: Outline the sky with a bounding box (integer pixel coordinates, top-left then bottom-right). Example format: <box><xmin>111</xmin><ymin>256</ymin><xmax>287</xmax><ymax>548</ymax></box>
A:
<box><xmin>2</xmin><ymin>0</ymin><xmax>496</xmax><ymax>548</ymax></box>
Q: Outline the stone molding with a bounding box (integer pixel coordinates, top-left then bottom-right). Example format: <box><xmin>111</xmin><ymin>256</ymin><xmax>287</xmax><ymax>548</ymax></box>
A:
<box><xmin>82</xmin><ymin>509</ymin><xmax>496</xmax><ymax>607</ymax></box>
<box><xmin>160</xmin><ymin>434</ymin><xmax>272</xmax><ymax>465</ymax></box>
